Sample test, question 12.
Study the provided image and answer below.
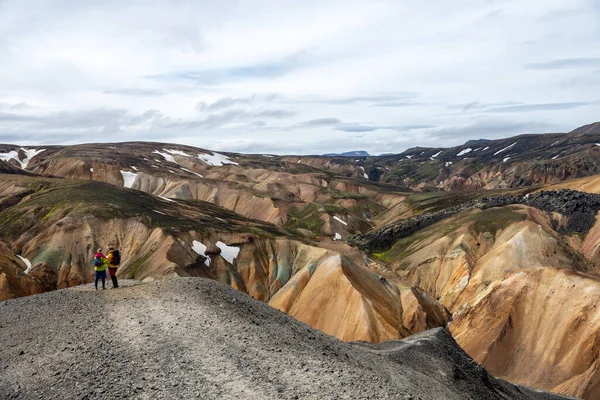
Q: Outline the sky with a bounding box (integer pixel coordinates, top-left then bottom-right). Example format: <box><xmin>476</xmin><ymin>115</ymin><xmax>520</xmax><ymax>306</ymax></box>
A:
<box><xmin>0</xmin><ymin>0</ymin><xmax>598</xmax><ymax>155</ymax></box>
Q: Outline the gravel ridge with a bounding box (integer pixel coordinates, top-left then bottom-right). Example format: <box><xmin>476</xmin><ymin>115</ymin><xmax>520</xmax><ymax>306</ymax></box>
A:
<box><xmin>0</xmin><ymin>278</ymin><xmax>569</xmax><ymax>399</ymax></box>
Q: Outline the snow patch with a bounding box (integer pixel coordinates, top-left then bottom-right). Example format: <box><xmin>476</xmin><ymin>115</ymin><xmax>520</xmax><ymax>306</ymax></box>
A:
<box><xmin>333</xmin><ymin>233</ymin><xmax>342</xmax><ymax>241</ymax></box>
<box><xmin>551</xmin><ymin>140</ymin><xmax>560</xmax><ymax>146</ymax></box>
<box><xmin>120</xmin><ymin>170</ymin><xmax>137</xmax><ymax>188</ymax></box>
<box><xmin>503</xmin><ymin>157</ymin><xmax>510</xmax><ymax>162</ymax></box>
<box><xmin>153</xmin><ymin>210</ymin><xmax>165</xmax><ymax>215</ymax></box>
<box><xmin>90</xmin><ymin>168</ymin><xmax>94</xmax><ymax>173</ymax></box>
<box><xmin>17</xmin><ymin>255</ymin><xmax>32</xmax><ymax>274</ymax></box>
<box><xmin>130</xmin><ymin>166</ymin><xmax>138</xmax><ymax>171</ymax></box>
<box><xmin>180</xmin><ymin>167</ymin><xmax>203</xmax><ymax>178</ymax></box>
<box><xmin>431</xmin><ymin>151</ymin><xmax>442</xmax><ymax>158</ymax></box>
<box><xmin>445</xmin><ymin>161</ymin><xmax>453</xmax><ymax>167</ymax></box>
<box><xmin>551</xmin><ymin>155</ymin><xmax>559</xmax><ymax>160</ymax></box>
<box><xmin>216</xmin><ymin>241</ymin><xmax>240</xmax><ymax>264</ymax></box>
<box><xmin>457</xmin><ymin>148</ymin><xmax>472</xmax><ymax>156</ymax></box>
<box><xmin>153</xmin><ymin>150</ymin><xmax>177</xmax><ymax>164</ymax></box>
<box><xmin>165</xmin><ymin>149</ymin><xmax>192</xmax><ymax>157</ymax></box>
<box><xmin>363</xmin><ymin>173</ymin><xmax>369</xmax><ymax>179</ymax></box>
<box><xmin>482</xmin><ymin>146</ymin><xmax>490</xmax><ymax>151</ymax></box>
<box><xmin>158</xmin><ymin>195</ymin><xmax>176</xmax><ymax>203</ymax></box>
<box><xmin>333</xmin><ymin>216</ymin><xmax>348</xmax><ymax>226</ymax></box>
<box><xmin>191</xmin><ymin>240</ymin><xmax>211</xmax><ymax>266</ymax></box>
<box><xmin>198</xmin><ymin>152</ymin><xmax>239</xmax><ymax>166</ymax></box>
<box><xmin>494</xmin><ymin>142</ymin><xmax>517</xmax><ymax>155</ymax></box>
<box><xmin>262</xmin><ymin>155</ymin><xmax>274</xmax><ymax>158</ymax></box>
<box><xmin>405</xmin><ymin>155</ymin><xmax>413</xmax><ymax>159</ymax></box>
<box><xmin>0</xmin><ymin>148</ymin><xmax>45</xmax><ymax>169</ymax></box>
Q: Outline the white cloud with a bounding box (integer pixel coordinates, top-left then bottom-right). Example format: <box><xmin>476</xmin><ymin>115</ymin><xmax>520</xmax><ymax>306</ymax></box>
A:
<box><xmin>0</xmin><ymin>0</ymin><xmax>598</xmax><ymax>154</ymax></box>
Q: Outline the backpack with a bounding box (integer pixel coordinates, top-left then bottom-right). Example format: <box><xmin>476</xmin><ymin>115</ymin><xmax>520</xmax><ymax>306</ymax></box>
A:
<box><xmin>110</xmin><ymin>250</ymin><xmax>121</xmax><ymax>266</ymax></box>
<box><xmin>94</xmin><ymin>257</ymin><xmax>102</xmax><ymax>267</ymax></box>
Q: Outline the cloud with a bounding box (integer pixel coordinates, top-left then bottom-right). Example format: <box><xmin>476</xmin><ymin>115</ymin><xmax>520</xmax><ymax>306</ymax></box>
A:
<box><xmin>333</xmin><ymin>123</ymin><xmax>434</xmax><ymax>133</ymax></box>
<box><xmin>525</xmin><ymin>58</ymin><xmax>600</xmax><ymax>70</ymax></box>
<box><xmin>150</xmin><ymin>51</ymin><xmax>310</xmax><ymax>85</ymax></box>
<box><xmin>483</xmin><ymin>102</ymin><xmax>598</xmax><ymax>113</ymax></box>
<box><xmin>428</xmin><ymin>118</ymin><xmax>555</xmax><ymax>141</ymax></box>
<box><xmin>196</xmin><ymin>94</ymin><xmax>281</xmax><ymax>112</ymax></box>
<box><xmin>0</xmin><ymin>0</ymin><xmax>598</xmax><ymax>154</ymax></box>
<box><xmin>324</xmin><ymin>93</ymin><xmax>418</xmax><ymax>105</ymax></box>
<box><xmin>103</xmin><ymin>88</ymin><xmax>166</xmax><ymax>96</ymax></box>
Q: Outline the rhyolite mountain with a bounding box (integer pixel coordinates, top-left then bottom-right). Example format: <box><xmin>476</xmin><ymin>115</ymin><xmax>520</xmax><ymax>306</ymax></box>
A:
<box><xmin>2</xmin><ymin>122</ymin><xmax>600</xmax><ymax>398</ymax></box>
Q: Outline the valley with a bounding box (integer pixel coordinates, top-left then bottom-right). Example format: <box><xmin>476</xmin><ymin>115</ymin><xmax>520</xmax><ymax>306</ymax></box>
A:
<box><xmin>2</xmin><ymin>122</ymin><xmax>600</xmax><ymax>398</ymax></box>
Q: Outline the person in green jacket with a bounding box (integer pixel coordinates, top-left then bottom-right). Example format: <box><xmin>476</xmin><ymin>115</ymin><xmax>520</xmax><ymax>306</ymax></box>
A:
<box><xmin>93</xmin><ymin>248</ymin><xmax>108</xmax><ymax>290</ymax></box>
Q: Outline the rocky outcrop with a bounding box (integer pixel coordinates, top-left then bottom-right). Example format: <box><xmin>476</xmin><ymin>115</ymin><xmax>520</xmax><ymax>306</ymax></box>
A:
<box><xmin>348</xmin><ymin>189</ymin><xmax>600</xmax><ymax>252</ymax></box>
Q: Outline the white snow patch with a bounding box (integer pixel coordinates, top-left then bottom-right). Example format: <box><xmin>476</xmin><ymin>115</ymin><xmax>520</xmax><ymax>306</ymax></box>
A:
<box><xmin>130</xmin><ymin>166</ymin><xmax>138</xmax><ymax>171</ymax></box>
<box><xmin>333</xmin><ymin>233</ymin><xmax>342</xmax><ymax>241</ymax></box>
<box><xmin>0</xmin><ymin>148</ymin><xmax>45</xmax><ymax>169</ymax></box>
<box><xmin>198</xmin><ymin>152</ymin><xmax>239</xmax><ymax>166</ymax></box>
<box><xmin>482</xmin><ymin>146</ymin><xmax>490</xmax><ymax>151</ymax></box>
<box><xmin>90</xmin><ymin>168</ymin><xmax>94</xmax><ymax>173</ymax></box>
<box><xmin>180</xmin><ymin>167</ymin><xmax>203</xmax><ymax>178</ymax></box>
<box><xmin>363</xmin><ymin>173</ymin><xmax>369</xmax><ymax>179</ymax></box>
<box><xmin>297</xmin><ymin>160</ymin><xmax>301</xmax><ymax>163</ymax></box>
<box><xmin>20</xmin><ymin>148</ymin><xmax>46</xmax><ymax>168</ymax></box>
<box><xmin>153</xmin><ymin>150</ymin><xmax>177</xmax><ymax>164</ymax></box>
<box><xmin>158</xmin><ymin>195</ymin><xmax>176</xmax><ymax>203</ymax></box>
<box><xmin>445</xmin><ymin>161</ymin><xmax>453</xmax><ymax>167</ymax></box>
<box><xmin>431</xmin><ymin>151</ymin><xmax>442</xmax><ymax>158</ymax></box>
<box><xmin>17</xmin><ymin>255</ymin><xmax>32</xmax><ymax>274</ymax></box>
<box><xmin>165</xmin><ymin>149</ymin><xmax>192</xmax><ymax>157</ymax></box>
<box><xmin>406</xmin><ymin>155</ymin><xmax>413</xmax><ymax>159</ymax></box>
<box><xmin>494</xmin><ymin>142</ymin><xmax>517</xmax><ymax>156</ymax></box>
<box><xmin>457</xmin><ymin>148</ymin><xmax>472</xmax><ymax>156</ymax></box>
<box><xmin>503</xmin><ymin>157</ymin><xmax>510</xmax><ymax>162</ymax></box>
<box><xmin>551</xmin><ymin>140</ymin><xmax>560</xmax><ymax>146</ymax></box>
<box><xmin>473</xmin><ymin>148</ymin><xmax>481</xmax><ymax>152</ymax></box>
<box><xmin>333</xmin><ymin>216</ymin><xmax>348</xmax><ymax>226</ymax></box>
<box><xmin>120</xmin><ymin>170</ymin><xmax>137</xmax><ymax>188</ymax></box>
<box><xmin>596</xmin><ymin>143</ymin><xmax>600</xmax><ymax>147</ymax></box>
<box><xmin>191</xmin><ymin>240</ymin><xmax>211</xmax><ymax>266</ymax></box>
<box><xmin>216</xmin><ymin>241</ymin><xmax>240</xmax><ymax>264</ymax></box>
<box><xmin>153</xmin><ymin>210</ymin><xmax>165</xmax><ymax>215</ymax></box>
<box><xmin>262</xmin><ymin>155</ymin><xmax>274</xmax><ymax>158</ymax></box>
<box><xmin>552</xmin><ymin>155</ymin><xmax>559</xmax><ymax>160</ymax></box>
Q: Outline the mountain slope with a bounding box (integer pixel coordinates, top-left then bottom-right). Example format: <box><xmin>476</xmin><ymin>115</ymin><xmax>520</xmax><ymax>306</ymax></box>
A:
<box><xmin>0</xmin><ymin>278</ymin><xmax>566</xmax><ymax>400</ymax></box>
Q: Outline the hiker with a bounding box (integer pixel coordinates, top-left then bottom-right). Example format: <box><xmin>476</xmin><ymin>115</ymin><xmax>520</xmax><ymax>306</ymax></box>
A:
<box><xmin>93</xmin><ymin>248</ymin><xmax>108</xmax><ymax>290</ymax></box>
<box><xmin>107</xmin><ymin>247</ymin><xmax>121</xmax><ymax>288</ymax></box>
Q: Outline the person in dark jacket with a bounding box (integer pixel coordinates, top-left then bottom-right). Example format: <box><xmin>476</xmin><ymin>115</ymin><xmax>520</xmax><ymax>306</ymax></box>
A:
<box><xmin>106</xmin><ymin>247</ymin><xmax>121</xmax><ymax>288</ymax></box>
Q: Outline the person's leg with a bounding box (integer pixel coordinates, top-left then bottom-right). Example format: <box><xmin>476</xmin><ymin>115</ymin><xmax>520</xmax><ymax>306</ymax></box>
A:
<box><xmin>109</xmin><ymin>268</ymin><xmax>118</xmax><ymax>288</ymax></box>
<box><xmin>101</xmin><ymin>271</ymin><xmax>106</xmax><ymax>289</ymax></box>
<box><xmin>95</xmin><ymin>271</ymin><xmax>99</xmax><ymax>290</ymax></box>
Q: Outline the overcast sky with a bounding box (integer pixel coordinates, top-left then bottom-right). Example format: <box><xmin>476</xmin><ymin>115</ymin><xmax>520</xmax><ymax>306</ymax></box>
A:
<box><xmin>0</xmin><ymin>0</ymin><xmax>598</xmax><ymax>155</ymax></box>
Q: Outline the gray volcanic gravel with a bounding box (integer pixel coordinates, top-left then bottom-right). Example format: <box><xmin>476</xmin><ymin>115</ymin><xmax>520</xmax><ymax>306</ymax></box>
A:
<box><xmin>0</xmin><ymin>278</ymin><xmax>568</xmax><ymax>400</ymax></box>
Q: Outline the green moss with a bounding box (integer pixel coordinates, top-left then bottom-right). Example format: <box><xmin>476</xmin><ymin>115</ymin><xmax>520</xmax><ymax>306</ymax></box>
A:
<box><xmin>126</xmin><ymin>252</ymin><xmax>151</xmax><ymax>279</ymax></box>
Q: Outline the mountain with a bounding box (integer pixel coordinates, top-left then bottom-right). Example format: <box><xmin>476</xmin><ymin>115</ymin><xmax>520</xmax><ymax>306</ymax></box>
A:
<box><xmin>3</xmin><ymin>122</ymin><xmax>600</xmax><ymax>397</ymax></box>
<box><xmin>0</xmin><ymin>277</ymin><xmax>567</xmax><ymax>399</ymax></box>
<box><xmin>303</xmin><ymin>122</ymin><xmax>600</xmax><ymax>191</ymax></box>
<box><xmin>323</xmin><ymin>150</ymin><xmax>370</xmax><ymax>157</ymax></box>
